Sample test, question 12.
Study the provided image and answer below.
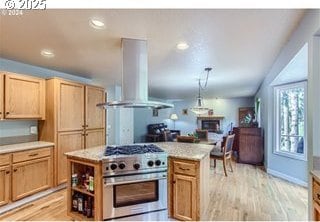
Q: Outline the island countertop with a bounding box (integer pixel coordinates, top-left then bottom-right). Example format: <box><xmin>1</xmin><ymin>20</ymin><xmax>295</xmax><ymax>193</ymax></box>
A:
<box><xmin>65</xmin><ymin>142</ymin><xmax>213</xmax><ymax>163</ymax></box>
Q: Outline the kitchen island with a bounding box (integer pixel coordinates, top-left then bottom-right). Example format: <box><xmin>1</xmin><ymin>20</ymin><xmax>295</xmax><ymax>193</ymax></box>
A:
<box><xmin>65</xmin><ymin>142</ymin><xmax>212</xmax><ymax>221</ymax></box>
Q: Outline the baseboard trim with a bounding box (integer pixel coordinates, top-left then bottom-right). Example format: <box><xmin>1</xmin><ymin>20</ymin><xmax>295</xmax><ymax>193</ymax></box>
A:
<box><xmin>0</xmin><ymin>184</ymin><xmax>66</xmax><ymax>215</ymax></box>
<box><xmin>267</xmin><ymin>168</ymin><xmax>308</xmax><ymax>187</ymax></box>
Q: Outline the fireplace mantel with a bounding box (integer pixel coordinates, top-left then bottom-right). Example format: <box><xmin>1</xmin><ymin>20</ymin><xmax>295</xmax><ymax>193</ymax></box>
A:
<box><xmin>197</xmin><ymin>115</ymin><xmax>224</xmax><ymax>120</ymax></box>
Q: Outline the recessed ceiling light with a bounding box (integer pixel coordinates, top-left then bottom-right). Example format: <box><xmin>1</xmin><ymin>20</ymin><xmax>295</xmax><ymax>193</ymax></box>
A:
<box><xmin>89</xmin><ymin>18</ymin><xmax>105</xmax><ymax>29</ymax></box>
<box><xmin>40</xmin><ymin>49</ymin><xmax>54</xmax><ymax>58</ymax></box>
<box><xmin>176</xmin><ymin>42</ymin><xmax>189</xmax><ymax>50</ymax></box>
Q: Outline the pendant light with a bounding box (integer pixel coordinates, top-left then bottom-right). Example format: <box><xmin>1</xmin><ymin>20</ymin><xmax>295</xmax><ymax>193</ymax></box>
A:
<box><xmin>190</xmin><ymin>67</ymin><xmax>212</xmax><ymax>115</ymax></box>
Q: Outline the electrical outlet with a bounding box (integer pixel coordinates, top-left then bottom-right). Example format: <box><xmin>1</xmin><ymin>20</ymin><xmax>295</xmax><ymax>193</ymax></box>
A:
<box><xmin>30</xmin><ymin>126</ymin><xmax>38</xmax><ymax>135</ymax></box>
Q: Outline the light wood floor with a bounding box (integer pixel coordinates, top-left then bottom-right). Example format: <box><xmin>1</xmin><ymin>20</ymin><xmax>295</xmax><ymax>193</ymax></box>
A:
<box><xmin>0</xmin><ymin>161</ymin><xmax>308</xmax><ymax>221</ymax></box>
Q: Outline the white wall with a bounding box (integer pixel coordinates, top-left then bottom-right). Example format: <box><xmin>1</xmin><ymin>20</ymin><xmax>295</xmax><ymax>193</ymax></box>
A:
<box><xmin>255</xmin><ymin>10</ymin><xmax>320</xmax><ymax>185</ymax></box>
<box><xmin>0</xmin><ymin>58</ymin><xmax>94</xmax><ymax>138</ymax></box>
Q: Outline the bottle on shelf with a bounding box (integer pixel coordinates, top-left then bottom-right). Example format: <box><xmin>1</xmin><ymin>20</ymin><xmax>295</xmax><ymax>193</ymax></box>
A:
<box><xmin>77</xmin><ymin>194</ymin><xmax>83</xmax><ymax>213</ymax></box>
<box><xmin>89</xmin><ymin>176</ymin><xmax>94</xmax><ymax>192</ymax></box>
<box><xmin>72</xmin><ymin>192</ymin><xmax>78</xmax><ymax>211</ymax></box>
<box><xmin>86</xmin><ymin>196</ymin><xmax>93</xmax><ymax>218</ymax></box>
<box><xmin>83</xmin><ymin>196</ymin><xmax>88</xmax><ymax>216</ymax></box>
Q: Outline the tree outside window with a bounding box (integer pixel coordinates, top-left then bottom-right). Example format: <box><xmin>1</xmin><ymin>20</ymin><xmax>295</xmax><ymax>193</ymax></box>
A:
<box><xmin>274</xmin><ymin>81</ymin><xmax>307</xmax><ymax>160</ymax></box>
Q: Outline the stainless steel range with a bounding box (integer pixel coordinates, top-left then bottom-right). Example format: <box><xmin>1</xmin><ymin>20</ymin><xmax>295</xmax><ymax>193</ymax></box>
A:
<box><xmin>102</xmin><ymin>144</ymin><xmax>167</xmax><ymax>220</ymax></box>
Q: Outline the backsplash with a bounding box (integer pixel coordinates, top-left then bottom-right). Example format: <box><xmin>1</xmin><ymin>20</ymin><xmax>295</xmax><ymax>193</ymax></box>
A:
<box><xmin>0</xmin><ymin>120</ymin><xmax>38</xmax><ymax>145</ymax></box>
<box><xmin>314</xmin><ymin>156</ymin><xmax>320</xmax><ymax>171</ymax></box>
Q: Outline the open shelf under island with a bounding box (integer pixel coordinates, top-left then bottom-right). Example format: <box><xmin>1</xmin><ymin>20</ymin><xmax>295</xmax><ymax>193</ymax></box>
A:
<box><xmin>65</xmin><ymin>142</ymin><xmax>212</xmax><ymax>221</ymax></box>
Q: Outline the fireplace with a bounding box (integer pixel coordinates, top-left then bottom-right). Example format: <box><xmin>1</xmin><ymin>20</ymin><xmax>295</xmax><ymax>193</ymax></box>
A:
<box><xmin>197</xmin><ymin>116</ymin><xmax>224</xmax><ymax>133</ymax></box>
<box><xmin>201</xmin><ymin>120</ymin><xmax>220</xmax><ymax>132</ymax></box>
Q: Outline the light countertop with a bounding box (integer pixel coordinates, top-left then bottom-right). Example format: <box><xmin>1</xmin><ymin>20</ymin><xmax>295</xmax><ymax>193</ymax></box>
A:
<box><xmin>311</xmin><ymin>170</ymin><xmax>320</xmax><ymax>182</ymax></box>
<box><xmin>0</xmin><ymin>141</ymin><xmax>55</xmax><ymax>154</ymax></box>
<box><xmin>65</xmin><ymin>142</ymin><xmax>213</xmax><ymax>163</ymax></box>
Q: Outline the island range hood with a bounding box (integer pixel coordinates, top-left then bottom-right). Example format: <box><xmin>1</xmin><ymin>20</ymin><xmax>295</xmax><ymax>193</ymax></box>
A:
<box><xmin>97</xmin><ymin>38</ymin><xmax>174</xmax><ymax>109</ymax></box>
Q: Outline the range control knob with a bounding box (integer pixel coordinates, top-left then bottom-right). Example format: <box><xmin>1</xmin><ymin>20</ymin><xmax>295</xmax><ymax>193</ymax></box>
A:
<box><xmin>133</xmin><ymin>163</ymin><xmax>140</xmax><ymax>170</ymax></box>
<box><xmin>110</xmin><ymin>163</ymin><xmax>117</xmax><ymax>170</ymax></box>
<box><xmin>119</xmin><ymin>162</ymin><xmax>126</xmax><ymax>170</ymax></box>
<box><xmin>147</xmin><ymin>160</ymin><xmax>154</xmax><ymax>167</ymax></box>
<box><xmin>155</xmin><ymin>160</ymin><xmax>162</xmax><ymax>166</ymax></box>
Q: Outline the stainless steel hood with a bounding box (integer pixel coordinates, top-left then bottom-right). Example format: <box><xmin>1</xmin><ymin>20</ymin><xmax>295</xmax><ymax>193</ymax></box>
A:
<box><xmin>97</xmin><ymin>38</ymin><xmax>174</xmax><ymax>109</ymax></box>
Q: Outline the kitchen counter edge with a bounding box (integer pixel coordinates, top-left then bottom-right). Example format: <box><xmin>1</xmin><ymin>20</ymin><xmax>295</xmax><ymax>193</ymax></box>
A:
<box><xmin>0</xmin><ymin>141</ymin><xmax>55</xmax><ymax>154</ymax></box>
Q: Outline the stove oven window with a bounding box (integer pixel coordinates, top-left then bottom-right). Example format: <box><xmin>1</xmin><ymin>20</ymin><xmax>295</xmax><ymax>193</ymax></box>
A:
<box><xmin>113</xmin><ymin>181</ymin><xmax>159</xmax><ymax>207</ymax></box>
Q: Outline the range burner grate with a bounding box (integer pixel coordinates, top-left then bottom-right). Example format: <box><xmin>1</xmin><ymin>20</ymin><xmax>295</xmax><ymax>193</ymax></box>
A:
<box><xmin>104</xmin><ymin>144</ymin><xmax>164</xmax><ymax>156</ymax></box>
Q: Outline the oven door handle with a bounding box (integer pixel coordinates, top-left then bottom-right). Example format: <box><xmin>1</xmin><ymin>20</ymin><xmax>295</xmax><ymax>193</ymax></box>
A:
<box><xmin>104</xmin><ymin>175</ymin><xmax>167</xmax><ymax>186</ymax></box>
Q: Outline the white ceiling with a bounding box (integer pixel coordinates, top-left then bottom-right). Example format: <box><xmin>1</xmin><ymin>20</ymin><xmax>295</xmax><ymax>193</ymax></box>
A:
<box><xmin>0</xmin><ymin>9</ymin><xmax>305</xmax><ymax>99</ymax></box>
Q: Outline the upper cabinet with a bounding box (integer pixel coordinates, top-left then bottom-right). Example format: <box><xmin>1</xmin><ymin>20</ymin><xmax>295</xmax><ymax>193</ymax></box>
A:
<box><xmin>85</xmin><ymin>85</ymin><xmax>106</xmax><ymax>130</ymax></box>
<box><xmin>2</xmin><ymin>72</ymin><xmax>45</xmax><ymax>120</ymax></box>
<box><xmin>0</xmin><ymin>74</ymin><xmax>4</xmax><ymax>120</ymax></box>
<box><xmin>57</xmin><ymin>80</ymin><xmax>85</xmax><ymax>132</ymax></box>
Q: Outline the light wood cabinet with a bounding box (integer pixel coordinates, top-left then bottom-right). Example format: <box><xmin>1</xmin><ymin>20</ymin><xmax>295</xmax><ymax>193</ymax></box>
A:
<box><xmin>168</xmin><ymin>157</ymin><xmax>210</xmax><ymax>221</ymax></box>
<box><xmin>0</xmin><ymin>166</ymin><xmax>10</xmax><ymax>207</ymax></box>
<box><xmin>173</xmin><ymin>174</ymin><xmax>197</xmax><ymax>220</ymax></box>
<box><xmin>4</xmin><ymin>73</ymin><xmax>45</xmax><ymax>119</ymax></box>
<box><xmin>12</xmin><ymin>156</ymin><xmax>52</xmax><ymax>201</ymax></box>
<box><xmin>85</xmin><ymin>85</ymin><xmax>105</xmax><ymax>130</ymax></box>
<box><xmin>57</xmin><ymin>131</ymin><xmax>85</xmax><ymax>184</ymax></box>
<box><xmin>39</xmin><ymin>78</ymin><xmax>106</xmax><ymax>186</ymax></box>
<box><xmin>313</xmin><ymin>177</ymin><xmax>320</xmax><ymax>221</ymax></box>
<box><xmin>86</xmin><ymin>129</ymin><xmax>105</xmax><ymax>149</ymax></box>
<box><xmin>58</xmin><ymin>80</ymin><xmax>85</xmax><ymax>132</ymax></box>
<box><xmin>0</xmin><ymin>74</ymin><xmax>4</xmax><ymax>120</ymax></box>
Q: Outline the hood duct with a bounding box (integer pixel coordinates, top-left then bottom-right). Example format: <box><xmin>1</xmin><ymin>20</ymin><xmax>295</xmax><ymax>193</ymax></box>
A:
<box><xmin>97</xmin><ymin>38</ymin><xmax>174</xmax><ymax>109</ymax></box>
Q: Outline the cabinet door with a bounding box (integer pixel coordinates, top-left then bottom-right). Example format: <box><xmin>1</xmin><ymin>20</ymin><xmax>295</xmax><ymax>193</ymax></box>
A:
<box><xmin>85</xmin><ymin>86</ymin><xmax>105</xmax><ymax>130</ymax></box>
<box><xmin>58</xmin><ymin>80</ymin><xmax>84</xmax><ymax>132</ymax></box>
<box><xmin>0</xmin><ymin>166</ymin><xmax>10</xmax><ymax>207</ymax></box>
<box><xmin>12</xmin><ymin>157</ymin><xmax>52</xmax><ymax>201</ymax></box>
<box><xmin>173</xmin><ymin>174</ymin><xmax>197</xmax><ymax>221</ymax></box>
<box><xmin>57</xmin><ymin>131</ymin><xmax>84</xmax><ymax>184</ymax></box>
<box><xmin>86</xmin><ymin>129</ymin><xmax>105</xmax><ymax>149</ymax></box>
<box><xmin>5</xmin><ymin>73</ymin><xmax>45</xmax><ymax>119</ymax></box>
<box><xmin>0</xmin><ymin>74</ymin><xmax>4</xmax><ymax>120</ymax></box>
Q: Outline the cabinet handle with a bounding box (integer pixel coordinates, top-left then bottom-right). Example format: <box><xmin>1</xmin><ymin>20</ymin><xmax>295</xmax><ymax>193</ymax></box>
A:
<box><xmin>82</xmin><ymin>124</ymin><xmax>89</xmax><ymax>127</ymax></box>
<box><xmin>82</xmin><ymin>134</ymin><xmax>85</xmax><ymax>136</ymax></box>
<box><xmin>317</xmin><ymin>194</ymin><xmax>320</xmax><ymax>200</ymax></box>
<box><xmin>5</xmin><ymin>171</ymin><xmax>10</xmax><ymax>174</ymax></box>
<box><xmin>29</xmin><ymin>153</ymin><xmax>39</xmax><ymax>157</ymax></box>
<box><xmin>179</xmin><ymin>167</ymin><xmax>190</xmax><ymax>171</ymax></box>
<box><xmin>5</xmin><ymin>112</ymin><xmax>9</xmax><ymax>115</ymax></box>
<box><xmin>0</xmin><ymin>112</ymin><xmax>2</xmax><ymax>114</ymax></box>
<box><xmin>13</xmin><ymin>169</ymin><xmax>17</xmax><ymax>172</ymax></box>
<box><xmin>173</xmin><ymin>180</ymin><xmax>176</xmax><ymax>184</ymax></box>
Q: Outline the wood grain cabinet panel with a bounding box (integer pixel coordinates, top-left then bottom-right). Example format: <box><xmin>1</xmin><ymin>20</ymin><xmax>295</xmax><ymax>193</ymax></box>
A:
<box><xmin>4</xmin><ymin>73</ymin><xmax>45</xmax><ymax>119</ymax></box>
<box><xmin>0</xmin><ymin>166</ymin><xmax>10</xmax><ymax>207</ymax></box>
<box><xmin>58</xmin><ymin>81</ymin><xmax>84</xmax><ymax>132</ymax></box>
<box><xmin>0</xmin><ymin>74</ymin><xmax>4</xmax><ymax>120</ymax></box>
<box><xmin>57</xmin><ymin>131</ymin><xmax>84</xmax><ymax>184</ymax></box>
<box><xmin>85</xmin><ymin>129</ymin><xmax>105</xmax><ymax>149</ymax></box>
<box><xmin>12</xmin><ymin>157</ymin><xmax>52</xmax><ymax>201</ymax></box>
<box><xmin>173</xmin><ymin>174</ymin><xmax>197</xmax><ymax>221</ymax></box>
<box><xmin>85</xmin><ymin>86</ymin><xmax>105</xmax><ymax>130</ymax></box>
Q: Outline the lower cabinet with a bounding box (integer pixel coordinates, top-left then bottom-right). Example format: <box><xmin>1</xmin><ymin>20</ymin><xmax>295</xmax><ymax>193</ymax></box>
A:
<box><xmin>0</xmin><ymin>166</ymin><xmax>10</xmax><ymax>207</ymax></box>
<box><xmin>12</xmin><ymin>157</ymin><xmax>52</xmax><ymax>201</ymax></box>
<box><xmin>168</xmin><ymin>156</ymin><xmax>210</xmax><ymax>221</ymax></box>
<box><xmin>0</xmin><ymin>147</ymin><xmax>53</xmax><ymax>206</ymax></box>
<box><xmin>313</xmin><ymin>177</ymin><xmax>320</xmax><ymax>220</ymax></box>
<box><xmin>57</xmin><ymin>131</ymin><xmax>84</xmax><ymax>184</ymax></box>
<box><xmin>173</xmin><ymin>174</ymin><xmax>197</xmax><ymax>221</ymax></box>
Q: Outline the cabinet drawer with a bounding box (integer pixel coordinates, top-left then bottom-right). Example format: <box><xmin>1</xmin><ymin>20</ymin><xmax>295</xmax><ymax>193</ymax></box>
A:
<box><xmin>173</xmin><ymin>160</ymin><xmax>197</xmax><ymax>177</ymax></box>
<box><xmin>0</xmin><ymin>154</ymin><xmax>10</xmax><ymax>166</ymax></box>
<box><xmin>13</xmin><ymin>147</ymin><xmax>51</xmax><ymax>163</ymax></box>
<box><xmin>313</xmin><ymin>179</ymin><xmax>320</xmax><ymax>204</ymax></box>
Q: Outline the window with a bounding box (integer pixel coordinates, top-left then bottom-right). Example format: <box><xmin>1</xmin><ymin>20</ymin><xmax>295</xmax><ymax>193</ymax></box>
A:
<box><xmin>274</xmin><ymin>81</ymin><xmax>307</xmax><ymax>160</ymax></box>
